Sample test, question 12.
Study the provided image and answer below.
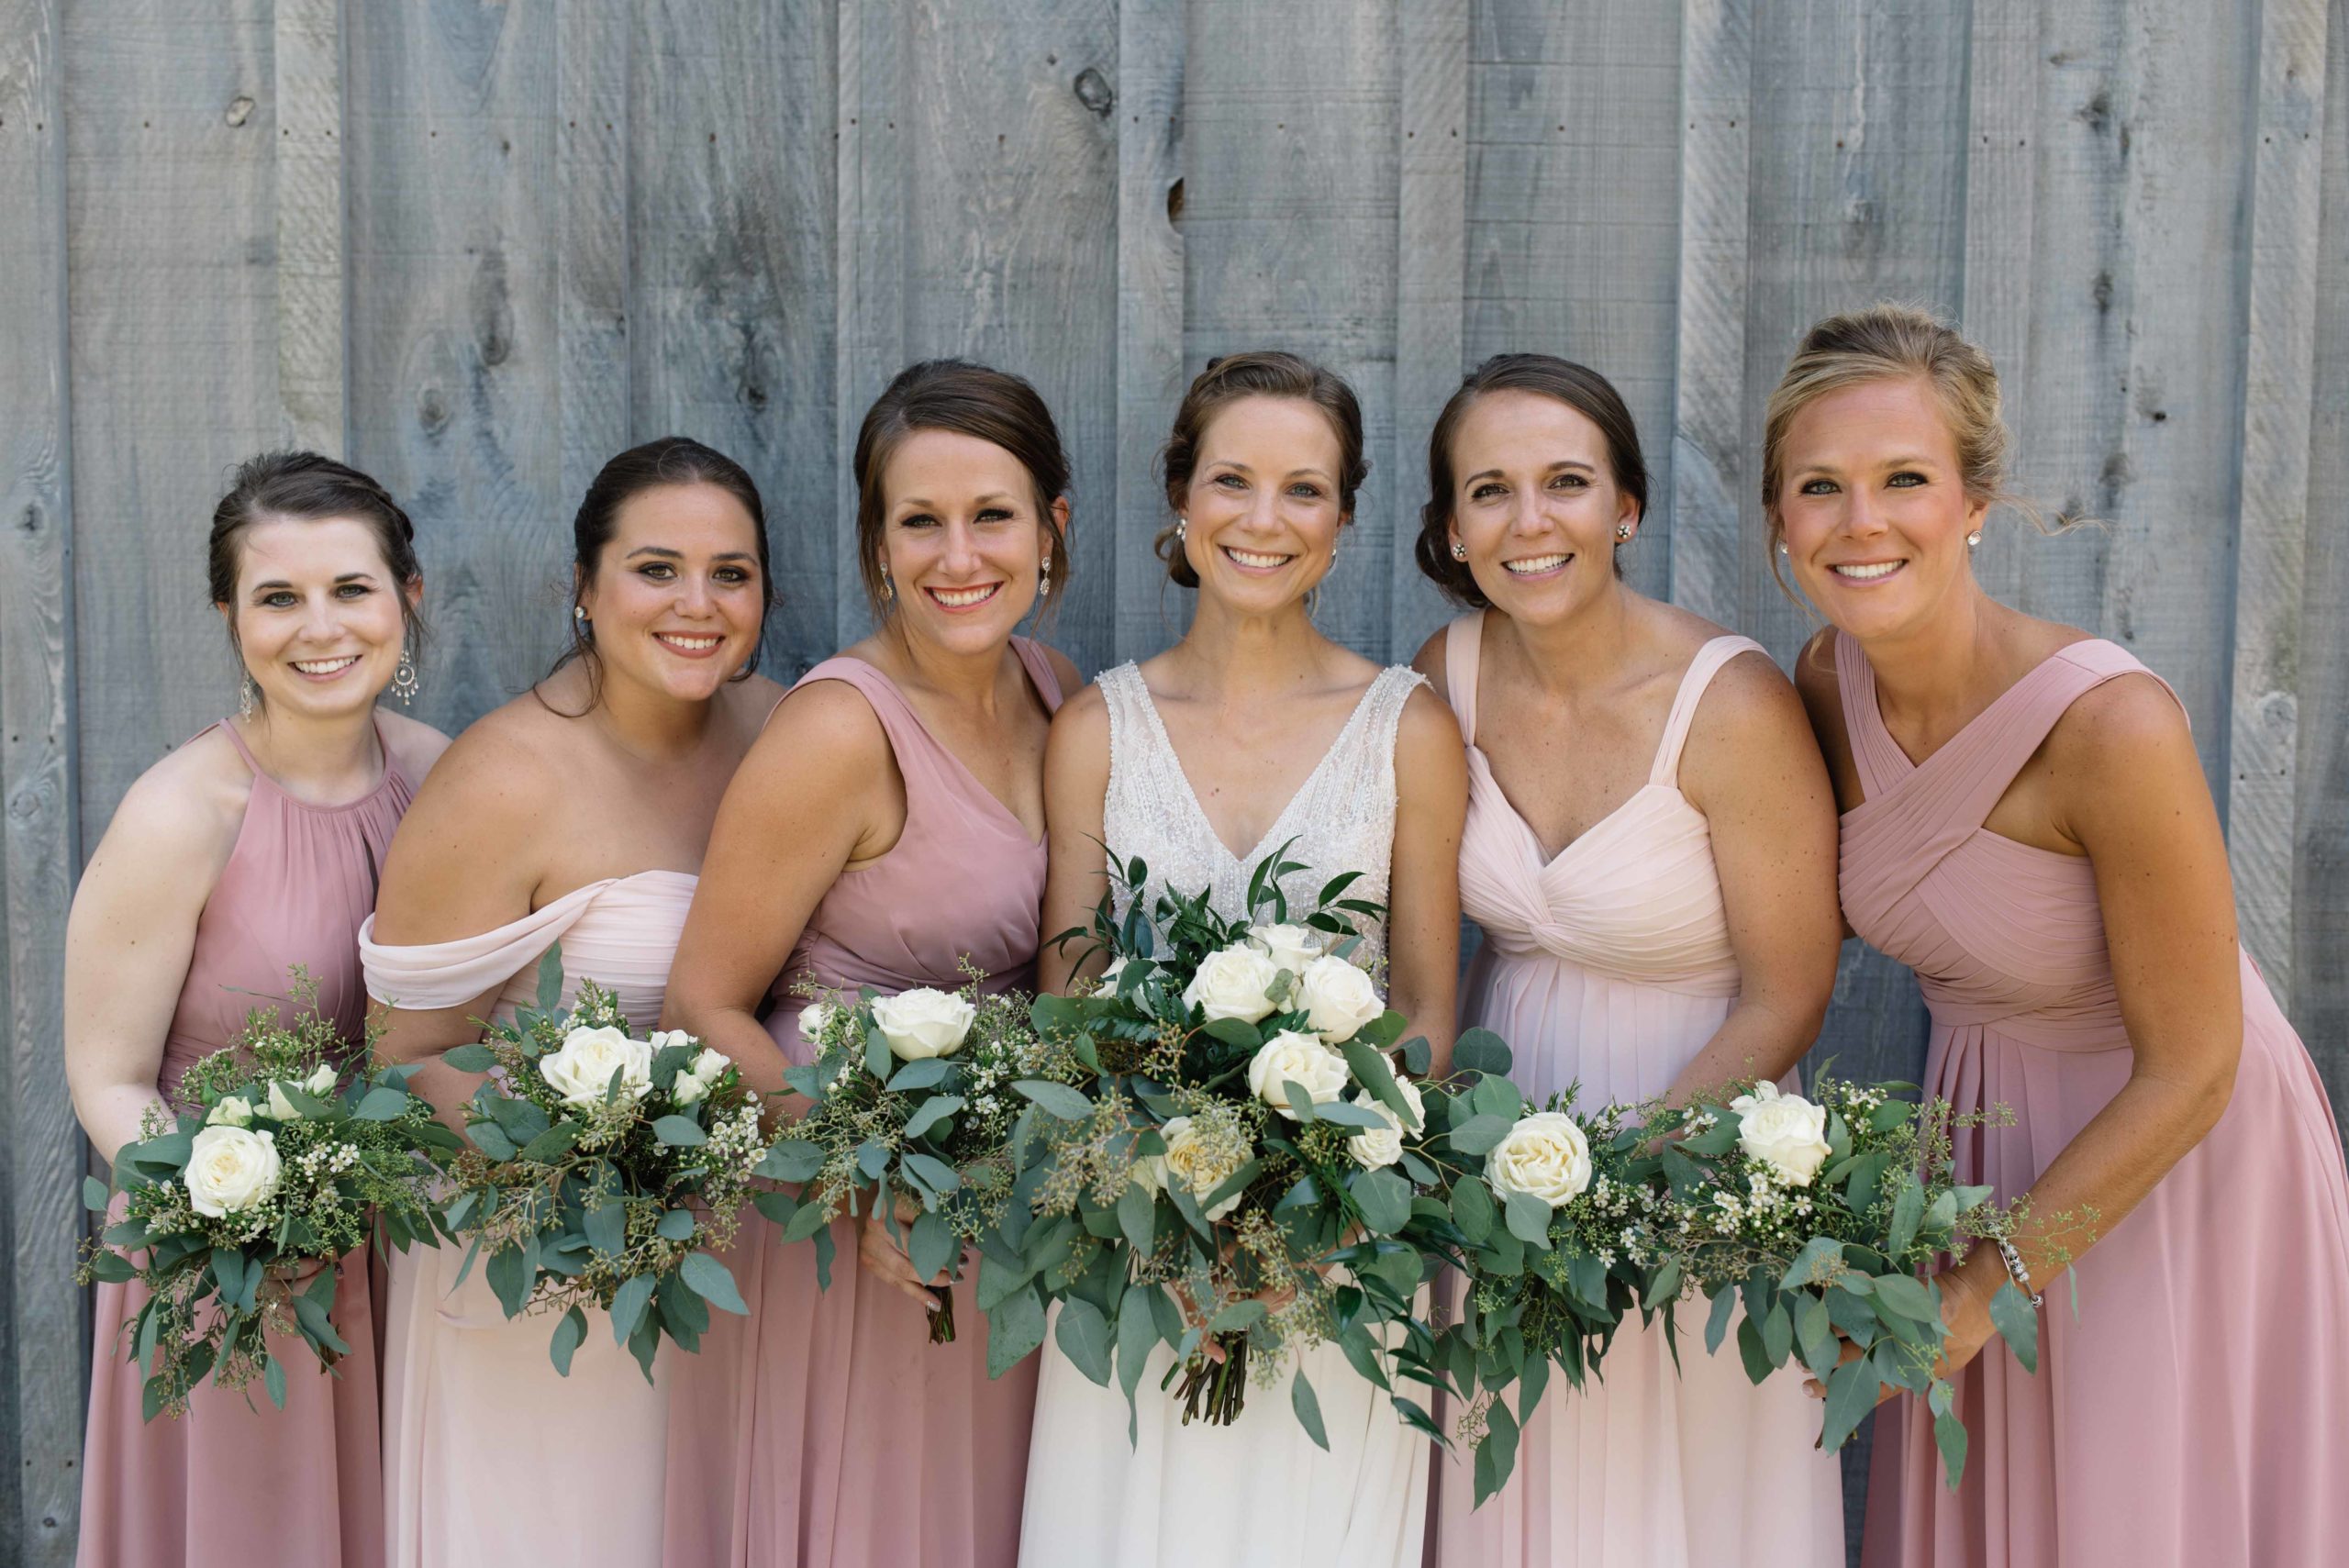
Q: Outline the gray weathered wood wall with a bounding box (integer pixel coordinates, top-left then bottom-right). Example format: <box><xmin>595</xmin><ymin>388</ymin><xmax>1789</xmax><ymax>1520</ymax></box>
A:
<box><xmin>2</xmin><ymin>1</ymin><xmax>2341</xmax><ymax>1561</ymax></box>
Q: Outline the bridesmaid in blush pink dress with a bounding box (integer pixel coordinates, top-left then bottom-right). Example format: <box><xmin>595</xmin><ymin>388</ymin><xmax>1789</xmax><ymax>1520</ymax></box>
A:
<box><xmin>362</xmin><ymin>439</ymin><xmax>781</xmax><ymax>1568</ymax></box>
<box><xmin>64</xmin><ymin>454</ymin><xmax>447</xmax><ymax>1568</ymax></box>
<box><xmin>1408</xmin><ymin>357</ymin><xmax>1844</xmax><ymax>1566</ymax></box>
<box><xmin>1765</xmin><ymin>306</ymin><xmax>2349</xmax><ymax>1568</ymax></box>
<box><xmin>660</xmin><ymin>360</ymin><xmax>1079</xmax><ymax>1568</ymax></box>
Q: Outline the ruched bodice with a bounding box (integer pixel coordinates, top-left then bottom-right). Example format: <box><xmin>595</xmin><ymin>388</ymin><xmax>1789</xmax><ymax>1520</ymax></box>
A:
<box><xmin>1840</xmin><ymin>629</ymin><xmax>2349</xmax><ymax>1568</ymax></box>
<box><xmin>359</xmin><ymin>870</ymin><xmax>696</xmax><ymax>1036</ymax></box>
<box><xmin>163</xmin><ymin>718</ymin><xmax>414</xmax><ymax>1092</ymax></box>
<box><xmin>1449</xmin><ymin>613</ymin><xmax>1756</xmax><ymax>998</ymax></box>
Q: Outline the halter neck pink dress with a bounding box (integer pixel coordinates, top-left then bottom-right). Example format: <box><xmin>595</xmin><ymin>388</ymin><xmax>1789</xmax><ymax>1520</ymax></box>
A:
<box><xmin>1428</xmin><ymin>613</ymin><xmax>1843</xmax><ymax>1567</ymax></box>
<box><xmin>662</xmin><ymin>638</ymin><xmax>1062</xmax><ymax>1568</ymax></box>
<box><xmin>1834</xmin><ymin>632</ymin><xmax>2349</xmax><ymax>1568</ymax></box>
<box><xmin>78</xmin><ymin>718</ymin><xmax>412</xmax><ymax>1568</ymax></box>
<box><xmin>360</xmin><ymin>869</ymin><xmax>697</xmax><ymax>1568</ymax></box>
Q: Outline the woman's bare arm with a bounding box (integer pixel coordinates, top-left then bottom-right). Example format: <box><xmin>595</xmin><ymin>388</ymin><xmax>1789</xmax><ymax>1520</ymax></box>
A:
<box><xmin>1035</xmin><ymin>687</ymin><xmax>1113</xmax><ymax>996</ymax></box>
<box><xmin>1384</xmin><ymin>687</ymin><xmax>1467</xmax><ymax>1077</ymax></box>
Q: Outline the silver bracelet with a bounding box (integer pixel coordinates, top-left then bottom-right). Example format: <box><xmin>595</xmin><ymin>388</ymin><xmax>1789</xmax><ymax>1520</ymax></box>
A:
<box><xmin>1993</xmin><ymin>1237</ymin><xmax>2044</xmax><ymax>1310</ymax></box>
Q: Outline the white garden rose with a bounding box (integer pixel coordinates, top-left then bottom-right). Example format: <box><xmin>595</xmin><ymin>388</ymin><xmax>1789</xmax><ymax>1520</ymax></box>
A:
<box><xmin>796</xmin><ymin>1001</ymin><xmax>835</xmax><ymax>1044</ymax></box>
<box><xmin>1345</xmin><ymin>1076</ymin><xmax>1427</xmax><ymax>1170</ymax></box>
<box><xmin>1155</xmin><ymin>1116</ymin><xmax>1249</xmax><ymax>1220</ymax></box>
<box><xmin>1182</xmin><ymin>943</ymin><xmax>1281</xmax><ymax>1024</ymax></box>
<box><xmin>1296</xmin><ymin>954</ymin><xmax>1385</xmax><ymax>1043</ymax></box>
<box><xmin>539</xmin><ymin>1024</ymin><xmax>653</xmax><ymax>1110</ymax></box>
<box><xmin>1247</xmin><ymin>1030</ymin><xmax>1352</xmax><ymax>1120</ymax></box>
<box><xmin>1248</xmin><ymin>923</ymin><xmax>1324</xmax><ymax>976</ymax></box>
<box><xmin>184</xmin><ymin>1125</ymin><xmax>282</xmax><ymax>1218</ymax></box>
<box><xmin>1729</xmin><ymin>1081</ymin><xmax>1832</xmax><ymax>1187</ymax></box>
<box><xmin>1486</xmin><ymin>1112</ymin><xmax>1594</xmax><ymax>1208</ymax></box>
<box><xmin>205</xmin><ymin>1095</ymin><xmax>255</xmax><ymax>1129</ymax></box>
<box><xmin>871</xmin><ymin>988</ymin><xmax>975</xmax><ymax>1061</ymax></box>
<box><xmin>304</xmin><ymin>1063</ymin><xmax>340</xmax><ymax>1096</ymax></box>
<box><xmin>265</xmin><ymin>1081</ymin><xmax>301</xmax><ymax>1121</ymax></box>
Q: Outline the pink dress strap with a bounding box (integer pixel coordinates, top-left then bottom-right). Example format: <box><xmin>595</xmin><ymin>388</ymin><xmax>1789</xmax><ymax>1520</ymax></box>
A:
<box><xmin>1442</xmin><ymin>610</ymin><xmax>1484</xmax><ymax>746</ymax></box>
<box><xmin>1648</xmin><ymin>635</ymin><xmax>1769</xmax><ymax>786</ymax></box>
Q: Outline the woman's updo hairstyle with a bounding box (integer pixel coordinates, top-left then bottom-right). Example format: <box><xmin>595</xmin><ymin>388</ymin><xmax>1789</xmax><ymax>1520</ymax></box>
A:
<box><xmin>1413</xmin><ymin>353</ymin><xmax>1649</xmax><ymax>606</ymax></box>
<box><xmin>1760</xmin><ymin>303</ymin><xmax>2018</xmax><ymax>566</ymax></box>
<box><xmin>851</xmin><ymin>359</ymin><xmax>1074</xmax><ymax>621</ymax></box>
<box><xmin>1154</xmin><ymin>350</ymin><xmax>1369</xmax><ymax>588</ymax></box>
<box><xmin>549</xmin><ymin>436</ymin><xmax>774</xmax><ymax>708</ymax></box>
<box><xmin>208</xmin><ymin>450</ymin><xmax>428</xmax><ymax>662</ymax></box>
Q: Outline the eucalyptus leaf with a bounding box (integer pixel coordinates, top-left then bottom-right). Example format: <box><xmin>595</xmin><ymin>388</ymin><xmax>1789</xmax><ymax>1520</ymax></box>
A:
<box><xmin>1449</xmin><ymin>1115</ymin><xmax>1514</xmax><ymax>1157</ymax></box>
<box><xmin>1207</xmin><ymin>1298</ymin><xmax>1269</xmax><ymax>1335</ymax></box>
<box><xmin>1501</xmin><ymin>1188</ymin><xmax>1553</xmax><ymax>1249</ymax></box>
<box><xmin>352</xmin><ymin>1086</ymin><xmax>412</xmax><ymax>1122</ymax></box>
<box><xmin>885</xmin><ymin>1057</ymin><xmax>953</xmax><ymax>1093</ymax></box>
<box><xmin>1290</xmin><ymin>1366</ymin><xmax>1331</xmax><ymax>1451</ymax></box>
<box><xmin>656</xmin><ymin>1208</ymin><xmax>697</xmax><ymax>1242</ymax></box>
<box><xmin>1014</xmin><ymin>1080</ymin><xmax>1093</xmax><ymax>1121</ymax></box>
<box><xmin>987</xmin><ymin>1284</ymin><xmax>1048</xmax><ymax>1379</ymax></box>
<box><xmin>1055</xmin><ymin>1297</ymin><xmax>1114</xmax><ymax>1386</ymax></box>
<box><xmin>1987</xmin><ymin>1279</ymin><xmax>2039</xmax><ymax>1373</ymax></box>
<box><xmin>1116</xmin><ymin>1181</ymin><xmax>1156</xmax><ymax>1255</ymax></box>
<box><xmin>680</xmin><ymin>1251</ymin><xmax>749</xmax><ymax>1316</ymax></box>
<box><xmin>1451</xmin><ymin>1029</ymin><xmax>1512</xmax><ymax>1077</ymax></box>
<box><xmin>442</xmin><ymin>1042</ymin><xmax>496</xmax><ymax>1073</ymax></box>
<box><xmin>608</xmin><ymin>1273</ymin><xmax>656</xmax><ymax>1345</ymax></box>
<box><xmin>1349</xmin><ymin>1168</ymin><xmax>1413</xmax><ymax>1237</ymax></box>
<box><xmin>758</xmin><ymin>1140</ymin><xmax>826</xmax><ymax>1183</ymax></box>
<box><xmin>550</xmin><ymin>1306</ymin><xmax>587</xmax><ymax>1376</ymax></box>
<box><xmin>908</xmin><ymin>1211</ymin><xmax>957</xmax><ymax>1284</ymax></box>
<box><xmin>1870</xmin><ymin>1273</ymin><xmax>1939</xmax><ymax>1325</ymax></box>
<box><xmin>1473</xmin><ymin>1393</ymin><xmax>1520</xmax><ymax>1506</ymax></box>
<box><xmin>1450</xmin><ymin>1177</ymin><xmax>1496</xmax><ymax>1244</ymax></box>
<box><xmin>651</xmin><ymin>1115</ymin><xmax>707</xmax><ymax>1147</ymax></box>
<box><xmin>1820</xmin><ymin>1353</ymin><xmax>1880</xmax><ymax>1452</ymax></box>
<box><xmin>902</xmin><ymin>1095</ymin><xmax>963</xmax><ymax>1142</ymax></box>
<box><xmin>1705</xmin><ymin>1285</ymin><xmax>1738</xmax><ymax>1355</ymax></box>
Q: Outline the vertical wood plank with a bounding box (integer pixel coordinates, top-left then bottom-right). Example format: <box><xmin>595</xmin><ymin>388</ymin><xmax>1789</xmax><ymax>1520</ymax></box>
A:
<box><xmin>1462</xmin><ymin>0</ymin><xmax>1680</xmax><ymax>602</ymax></box>
<box><xmin>629</xmin><ymin>0</ymin><xmax>836</xmax><ymax>681</ymax></box>
<box><xmin>0</xmin><ymin>4</ymin><xmax>83</xmax><ymax>1556</ymax></box>
<box><xmin>1113</xmin><ymin>0</ymin><xmax>1186</xmax><ymax>666</ymax></box>
<box><xmin>1182</xmin><ymin>0</ymin><xmax>1401</xmax><ymax>660</ymax></box>
<box><xmin>347</xmin><ymin>0</ymin><xmax>562</xmax><ymax>732</ymax></box>
<box><xmin>2292</xmin><ymin>0</ymin><xmax>2349</xmax><ymax>1126</ymax></box>
<box><xmin>1389</xmin><ymin>0</ymin><xmax>1465</xmax><ymax>659</ymax></box>
<box><xmin>273</xmin><ymin>0</ymin><xmax>344</xmax><ymax>455</ymax></box>
<box><xmin>2225</xmin><ymin>0</ymin><xmax>2330</xmax><ymax>1001</ymax></box>
<box><xmin>1667</xmin><ymin>0</ymin><xmax>1752</xmax><ymax>627</ymax></box>
<box><xmin>555</xmin><ymin>0</ymin><xmax>629</xmax><ymax>524</ymax></box>
<box><xmin>830</xmin><ymin>0</ymin><xmax>907</xmax><ymax>651</ymax></box>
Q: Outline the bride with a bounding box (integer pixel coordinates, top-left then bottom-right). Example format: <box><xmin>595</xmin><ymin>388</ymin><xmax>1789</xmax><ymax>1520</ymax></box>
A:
<box><xmin>1019</xmin><ymin>350</ymin><xmax>1468</xmax><ymax>1567</ymax></box>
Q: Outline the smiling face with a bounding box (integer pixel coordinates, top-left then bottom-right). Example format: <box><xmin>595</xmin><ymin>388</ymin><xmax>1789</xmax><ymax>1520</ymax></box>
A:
<box><xmin>1178</xmin><ymin>395</ymin><xmax>1347</xmax><ymax>617</ymax></box>
<box><xmin>220</xmin><ymin>517</ymin><xmax>418</xmax><ymax>720</ymax></box>
<box><xmin>877</xmin><ymin>428</ymin><xmax>1060</xmax><ymax>658</ymax></box>
<box><xmin>1444</xmin><ymin>390</ymin><xmax>1639</xmax><ymax>627</ymax></box>
<box><xmin>1772</xmin><ymin>374</ymin><xmax>1989</xmax><ymax>643</ymax></box>
<box><xmin>574</xmin><ymin>481</ymin><xmax>767</xmax><ymax>703</ymax></box>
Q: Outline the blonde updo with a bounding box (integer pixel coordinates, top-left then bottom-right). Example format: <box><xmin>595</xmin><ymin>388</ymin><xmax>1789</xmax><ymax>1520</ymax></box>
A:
<box><xmin>1760</xmin><ymin>303</ymin><xmax>2019</xmax><ymax>555</ymax></box>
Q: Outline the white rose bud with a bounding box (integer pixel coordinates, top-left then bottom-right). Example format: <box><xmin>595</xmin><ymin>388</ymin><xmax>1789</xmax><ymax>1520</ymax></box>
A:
<box><xmin>1158</xmin><ymin>1117</ymin><xmax>1249</xmax><ymax>1221</ymax></box>
<box><xmin>1346</xmin><ymin>1077</ymin><xmax>1427</xmax><ymax>1170</ymax></box>
<box><xmin>1295</xmin><ymin>954</ymin><xmax>1385</xmax><ymax>1044</ymax></box>
<box><xmin>265</xmin><ymin>1081</ymin><xmax>301</xmax><ymax>1121</ymax></box>
<box><xmin>797</xmin><ymin>1001</ymin><xmax>835</xmax><ymax>1044</ymax></box>
<box><xmin>184</xmin><ymin>1125</ymin><xmax>283</xmax><ymax>1218</ymax></box>
<box><xmin>1246</xmin><ymin>1030</ymin><xmax>1352</xmax><ymax>1120</ymax></box>
<box><xmin>648</xmin><ymin>1029</ymin><xmax>693</xmax><ymax>1054</ymax></box>
<box><xmin>1182</xmin><ymin>943</ymin><xmax>1281</xmax><ymax>1025</ymax></box>
<box><xmin>539</xmin><ymin>1025</ymin><xmax>654</xmax><ymax>1110</ymax></box>
<box><xmin>871</xmin><ymin>988</ymin><xmax>976</xmax><ymax>1061</ymax></box>
<box><xmin>1247</xmin><ymin>923</ymin><xmax>1324</xmax><ymax>976</ymax></box>
<box><xmin>206</xmin><ymin>1095</ymin><xmax>255</xmax><ymax>1129</ymax></box>
<box><xmin>1486</xmin><ymin>1112</ymin><xmax>1594</xmax><ymax>1208</ymax></box>
<box><xmin>672</xmin><ymin>1047</ymin><xmax>730</xmax><ymax>1107</ymax></box>
<box><xmin>304</xmin><ymin>1063</ymin><xmax>340</xmax><ymax>1097</ymax></box>
<box><xmin>1728</xmin><ymin>1082</ymin><xmax>1832</xmax><ymax>1187</ymax></box>
<box><xmin>1096</xmin><ymin>956</ymin><xmax>1129</xmax><ymax>993</ymax></box>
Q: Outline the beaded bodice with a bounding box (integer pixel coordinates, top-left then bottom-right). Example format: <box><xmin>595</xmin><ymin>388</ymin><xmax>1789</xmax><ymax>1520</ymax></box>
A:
<box><xmin>1097</xmin><ymin>662</ymin><xmax>1423</xmax><ymax>959</ymax></box>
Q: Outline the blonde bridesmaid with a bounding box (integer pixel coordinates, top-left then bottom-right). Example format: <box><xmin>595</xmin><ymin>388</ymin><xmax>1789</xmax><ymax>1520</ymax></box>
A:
<box><xmin>66</xmin><ymin>453</ymin><xmax>448</xmax><ymax>1568</ymax></box>
<box><xmin>1763</xmin><ymin>305</ymin><xmax>2349</xmax><ymax>1568</ymax></box>
<box><xmin>360</xmin><ymin>439</ymin><xmax>779</xmax><ymax>1568</ymax></box>
<box><xmin>660</xmin><ymin>360</ymin><xmax>1079</xmax><ymax>1568</ymax></box>
<box><xmin>1412</xmin><ymin>354</ymin><xmax>1845</xmax><ymax>1567</ymax></box>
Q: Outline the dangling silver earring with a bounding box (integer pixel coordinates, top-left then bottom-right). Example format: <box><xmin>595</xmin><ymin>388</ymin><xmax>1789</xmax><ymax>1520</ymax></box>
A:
<box><xmin>1449</xmin><ymin>540</ymin><xmax>1467</xmax><ymax>562</ymax></box>
<box><xmin>1175</xmin><ymin>516</ymin><xmax>1187</xmax><ymax>541</ymax></box>
<box><xmin>1038</xmin><ymin>558</ymin><xmax>1052</xmax><ymax>599</ymax></box>
<box><xmin>390</xmin><ymin>641</ymin><xmax>420</xmax><ymax>706</ymax></box>
<box><xmin>878</xmin><ymin>564</ymin><xmax>894</xmax><ymax>603</ymax></box>
<box><xmin>238</xmin><ymin>673</ymin><xmax>258</xmax><ymax>720</ymax></box>
<box><xmin>1965</xmin><ymin>529</ymin><xmax>1983</xmax><ymax>548</ymax></box>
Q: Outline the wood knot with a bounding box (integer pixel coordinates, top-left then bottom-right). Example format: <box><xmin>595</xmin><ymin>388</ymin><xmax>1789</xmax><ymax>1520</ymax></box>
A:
<box><xmin>225</xmin><ymin>96</ymin><xmax>255</xmax><ymax>128</ymax></box>
<box><xmin>1073</xmin><ymin>66</ymin><xmax>1113</xmax><ymax>118</ymax></box>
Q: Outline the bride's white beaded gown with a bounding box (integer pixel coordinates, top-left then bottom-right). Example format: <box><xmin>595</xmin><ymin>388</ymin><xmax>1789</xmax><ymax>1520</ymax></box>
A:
<box><xmin>1017</xmin><ymin>661</ymin><xmax>1432</xmax><ymax>1568</ymax></box>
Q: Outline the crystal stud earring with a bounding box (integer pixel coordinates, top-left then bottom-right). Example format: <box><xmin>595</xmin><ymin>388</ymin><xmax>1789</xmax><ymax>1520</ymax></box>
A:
<box><xmin>1777</xmin><ymin>539</ymin><xmax>1789</xmax><ymax>556</ymax></box>
<box><xmin>1176</xmin><ymin>516</ymin><xmax>1187</xmax><ymax>541</ymax></box>
<box><xmin>1966</xmin><ymin>529</ymin><xmax>1983</xmax><ymax>548</ymax></box>
<box><xmin>1616</xmin><ymin>524</ymin><xmax>1633</xmax><ymax>541</ymax></box>
<box><xmin>1450</xmin><ymin>540</ymin><xmax>1467</xmax><ymax>562</ymax></box>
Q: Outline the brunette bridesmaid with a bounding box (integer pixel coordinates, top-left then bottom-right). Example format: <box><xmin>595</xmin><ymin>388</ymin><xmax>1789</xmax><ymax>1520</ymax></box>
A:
<box><xmin>360</xmin><ymin>439</ymin><xmax>779</xmax><ymax>1568</ymax></box>
<box><xmin>1764</xmin><ymin>305</ymin><xmax>2349</xmax><ymax>1568</ymax></box>
<box><xmin>659</xmin><ymin>360</ymin><xmax>1080</xmax><ymax>1568</ymax></box>
<box><xmin>1410</xmin><ymin>356</ymin><xmax>1845</xmax><ymax>1565</ymax></box>
<box><xmin>66</xmin><ymin>454</ymin><xmax>448</xmax><ymax>1568</ymax></box>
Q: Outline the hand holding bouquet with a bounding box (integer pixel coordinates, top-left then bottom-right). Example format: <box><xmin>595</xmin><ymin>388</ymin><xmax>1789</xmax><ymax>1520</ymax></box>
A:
<box><xmin>81</xmin><ymin>969</ymin><xmax>457</xmax><ymax>1419</ymax></box>
<box><xmin>435</xmin><ymin>947</ymin><xmax>769</xmax><ymax>1379</ymax></box>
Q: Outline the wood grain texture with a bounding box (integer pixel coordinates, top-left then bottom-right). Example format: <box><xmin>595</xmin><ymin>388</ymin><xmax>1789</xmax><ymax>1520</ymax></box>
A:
<box><xmin>1668</xmin><ymin>0</ymin><xmax>1752</xmax><ymax>626</ymax></box>
<box><xmin>1463</xmin><ymin>0</ymin><xmax>1680</xmax><ymax>602</ymax></box>
<box><xmin>1388</xmin><ymin>0</ymin><xmax>1465</xmax><ymax>659</ymax></box>
<box><xmin>555</xmin><ymin>0</ymin><xmax>629</xmax><ymax>536</ymax></box>
<box><xmin>629</xmin><ymin>0</ymin><xmax>837</xmax><ymax>682</ymax></box>
<box><xmin>1113</xmin><ymin>0</ymin><xmax>1186</xmax><ymax>665</ymax></box>
<box><xmin>64</xmin><ymin>0</ymin><xmax>278</xmax><ymax>844</ymax></box>
<box><xmin>831</xmin><ymin>0</ymin><xmax>907</xmax><ymax>651</ymax></box>
<box><xmin>2225</xmin><ymin>0</ymin><xmax>2330</xmax><ymax>1002</ymax></box>
<box><xmin>1182</xmin><ymin>0</ymin><xmax>1401</xmax><ymax>659</ymax></box>
<box><xmin>346</xmin><ymin>0</ymin><xmax>563</xmax><ymax>732</ymax></box>
<box><xmin>273</xmin><ymin>0</ymin><xmax>344</xmax><ymax>454</ymax></box>
<box><xmin>0</xmin><ymin>5</ymin><xmax>83</xmax><ymax>1556</ymax></box>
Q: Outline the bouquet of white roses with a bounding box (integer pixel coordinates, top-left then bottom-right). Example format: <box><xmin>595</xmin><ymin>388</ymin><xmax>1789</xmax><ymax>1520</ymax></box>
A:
<box><xmin>757</xmin><ymin>971</ymin><xmax>1090</xmax><ymax>1345</ymax></box>
<box><xmin>1014</xmin><ymin>844</ymin><xmax>1452</xmax><ymax>1444</ymax></box>
<box><xmin>81</xmin><ymin>968</ymin><xmax>459</xmax><ymax>1418</ymax></box>
<box><xmin>1631</xmin><ymin>1074</ymin><xmax>2078</xmax><ymax>1486</ymax></box>
<box><xmin>435</xmin><ymin>947</ymin><xmax>770</xmax><ymax>1380</ymax></box>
